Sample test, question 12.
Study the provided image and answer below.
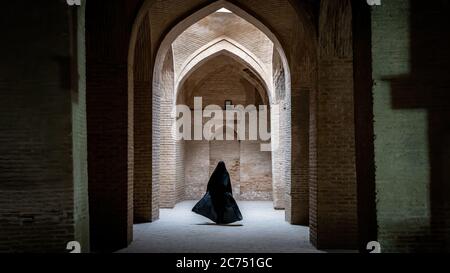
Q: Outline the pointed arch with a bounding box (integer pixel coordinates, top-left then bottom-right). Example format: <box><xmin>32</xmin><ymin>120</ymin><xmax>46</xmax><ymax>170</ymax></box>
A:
<box><xmin>151</xmin><ymin>0</ymin><xmax>291</xmax><ymax>104</ymax></box>
<box><xmin>175</xmin><ymin>37</ymin><xmax>273</xmax><ymax>104</ymax></box>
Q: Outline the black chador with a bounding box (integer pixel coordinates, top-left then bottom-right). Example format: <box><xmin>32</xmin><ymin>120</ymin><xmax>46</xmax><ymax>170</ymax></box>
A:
<box><xmin>192</xmin><ymin>161</ymin><xmax>243</xmax><ymax>224</ymax></box>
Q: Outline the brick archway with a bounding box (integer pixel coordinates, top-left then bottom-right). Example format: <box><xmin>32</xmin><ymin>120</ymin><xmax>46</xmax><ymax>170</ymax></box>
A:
<box><xmin>86</xmin><ymin>0</ymin><xmax>319</xmax><ymax>251</ymax></box>
<box><xmin>10</xmin><ymin>0</ymin><xmax>450</xmax><ymax>254</ymax></box>
<box><xmin>150</xmin><ymin>0</ymin><xmax>292</xmax><ymax>211</ymax></box>
<box><xmin>175</xmin><ymin>38</ymin><xmax>273</xmax><ymax>104</ymax></box>
<box><xmin>86</xmin><ymin>0</ymin><xmax>361</xmax><ymax>252</ymax></box>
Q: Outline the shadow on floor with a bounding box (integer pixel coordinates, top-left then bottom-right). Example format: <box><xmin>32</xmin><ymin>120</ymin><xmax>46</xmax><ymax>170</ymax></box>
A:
<box><xmin>195</xmin><ymin>222</ymin><xmax>244</xmax><ymax>227</ymax></box>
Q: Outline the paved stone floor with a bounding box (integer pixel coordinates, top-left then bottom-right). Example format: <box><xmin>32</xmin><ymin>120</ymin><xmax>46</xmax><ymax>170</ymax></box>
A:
<box><xmin>118</xmin><ymin>200</ymin><xmax>323</xmax><ymax>253</ymax></box>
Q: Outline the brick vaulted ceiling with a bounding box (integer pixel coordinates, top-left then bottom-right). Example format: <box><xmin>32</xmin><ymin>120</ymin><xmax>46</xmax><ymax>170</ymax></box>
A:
<box><xmin>171</xmin><ymin>10</ymin><xmax>274</xmax><ymax>101</ymax></box>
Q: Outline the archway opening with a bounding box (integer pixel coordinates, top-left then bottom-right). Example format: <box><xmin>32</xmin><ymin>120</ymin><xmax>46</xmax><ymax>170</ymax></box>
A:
<box><xmin>120</xmin><ymin>1</ymin><xmax>311</xmax><ymax>253</ymax></box>
<box><xmin>152</xmin><ymin>4</ymin><xmax>290</xmax><ymax>211</ymax></box>
<box><xmin>82</xmin><ymin>0</ymin><xmax>362</xmax><ymax>253</ymax></box>
<box><xmin>147</xmin><ymin>2</ymin><xmax>292</xmax><ymax>214</ymax></box>
<box><xmin>177</xmin><ymin>54</ymin><xmax>273</xmax><ymax>203</ymax></box>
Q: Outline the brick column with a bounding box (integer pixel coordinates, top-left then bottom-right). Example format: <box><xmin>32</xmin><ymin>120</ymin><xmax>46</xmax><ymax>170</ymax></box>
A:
<box><xmin>133</xmin><ymin>14</ymin><xmax>155</xmax><ymax>223</ymax></box>
<box><xmin>86</xmin><ymin>0</ymin><xmax>133</xmax><ymax>252</ymax></box>
<box><xmin>309</xmin><ymin>0</ymin><xmax>358</xmax><ymax>249</ymax></box>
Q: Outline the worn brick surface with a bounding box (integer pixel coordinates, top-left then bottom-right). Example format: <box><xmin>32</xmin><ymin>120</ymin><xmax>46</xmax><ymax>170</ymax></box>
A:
<box><xmin>0</xmin><ymin>0</ymin><xmax>412</xmax><ymax>253</ymax></box>
<box><xmin>309</xmin><ymin>0</ymin><xmax>358</xmax><ymax>249</ymax></box>
<box><xmin>0</xmin><ymin>1</ymin><xmax>89</xmax><ymax>252</ymax></box>
<box><xmin>372</xmin><ymin>0</ymin><xmax>450</xmax><ymax>252</ymax></box>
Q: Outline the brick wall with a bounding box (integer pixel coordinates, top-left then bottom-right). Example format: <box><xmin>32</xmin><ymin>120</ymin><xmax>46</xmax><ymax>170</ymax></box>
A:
<box><xmin>84</xmin><ymin>0</ymin><xmax>323</xmax><ymax>252</ymax></box>
<box><xmin>159</xmin><ymin>47</ymin><xmax>178</xmax><ymax>208</ymax></box>
<box><xmin>352</xmin><ymin>0</ymin><xmax>377</xmax><ymax>252</ymax></box>
<box><xmin>133</xmin><ymin>12</ymin><xmax>155</xmax><ymax>223</ymax></box>
<box><xmin>176</xmin><ymin>140</ymin><xmax>186</xmax><ymax>203</ymax></box>
<box><xmin>172</xmin><ymin>12</ymin><xmax>274</xmax><ymax>79</ymax></box>
<box><xmin>184</xmin><ymin>139</ymin><xmax>273</xmax><ymax>201</ymax></box>
<box><xmin>210</xmin><ymin>140</ymin><xmax>241</xmax><ymax>195</ymax></box>
<box><xmin>0</xmin><ymin>0</ymin><xmax>367</xmax><ymax>253</ymax></box>
<box><xmin>73</xmin><ymin>2</ymin><xmax>90</xmax><ymax>252</ymax></box>
<box><xmin>146</xmin><ymin>0</ymin><xmax>318</xmax><ymax>224</ymax></box>
<box><xmin>87</xmin><ymin>0</ymin><xmax>311</xmax><ymax>250</ymax></box>
<box><xmin>0</xmin><ymin>1</ymin><xmax>88</xmax><ymax>252</ymax></box>
<box><xmin>272</xmin><ymin>51</ymin><xmax>288</xmax><ymax>210</ymax></box>
<box><xmin>283</xmin><ymin>1</ymin><xmax>318</xmax><ymax>224</ymax></box>
<box><xmin>309</xmin><ymin>0</ymin><xmax>358</xmax><ymax>249</ymax></box>
<box><xmin>180</xmin><ymin>55</ymin><xmax>273</xmax><ymax>201</ymax></box>
<box><xmin>86</xmin><ymin>0</ymin><xmax>140</xmax><ymax>251</ymax></box>
<box><xmin>372</xmin><ymin>0</ymin><xmax>450</xmax><ymax>252</ymax></box>
<box><xmin>239</xmin><ymin>141</ymin><xmax>273</xmax><ymax>200</ymax></box>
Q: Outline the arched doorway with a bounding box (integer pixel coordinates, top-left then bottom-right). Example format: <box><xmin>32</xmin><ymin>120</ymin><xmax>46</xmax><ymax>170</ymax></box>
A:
<box><xmin>86</xmin><ymin>0</ymin><xmax>330</xmax><ymax>252</ymax></box>
<box><xmin>177</xmin><ymin>52</ymin><xmax>274</xmax><ymax>203</ymax></box>
<box><xmin>150</xmin><ymin>1</ymin><xmax>292</xmax><ymax>213</ymax></box>
<box><xmin>85</xmin><ymin>0</ymin><xmax>318</xmax><ymax>252</ymax></box>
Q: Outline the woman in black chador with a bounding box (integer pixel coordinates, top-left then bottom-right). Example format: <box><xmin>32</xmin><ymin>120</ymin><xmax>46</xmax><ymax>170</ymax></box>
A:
<box><xmin>192</xmin><ymin>161</ymin><xmax>243</xmax><ymax>224</ymax></box>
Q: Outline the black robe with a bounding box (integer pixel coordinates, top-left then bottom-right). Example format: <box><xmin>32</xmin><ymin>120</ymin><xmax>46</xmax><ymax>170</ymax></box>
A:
<box><xmin>192</xmin><ymin>161</ymin><xmax>243</xmax><ymax>224</ymax></box>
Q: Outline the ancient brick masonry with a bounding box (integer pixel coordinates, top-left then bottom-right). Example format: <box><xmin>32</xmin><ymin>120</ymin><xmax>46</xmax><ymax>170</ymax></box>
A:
<box><xmin>4</xmin><ymin>0</ymin><xmax>449</xmax><ymax>253</ymax></box>
<box><xmin>0</xmin><ymin>1</ymin><xmax>88</xmax><ymax>252</ymax></box>
<box><xmin>309</xmin><ymin>0</ymin><xmax>358</xmax><ymax>249</ymax></box>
